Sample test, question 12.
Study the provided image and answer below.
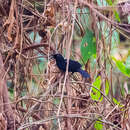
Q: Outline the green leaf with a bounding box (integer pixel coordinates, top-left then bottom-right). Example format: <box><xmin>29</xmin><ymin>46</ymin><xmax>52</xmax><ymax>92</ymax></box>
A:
<box><xmin>105</xmin><ymin>80</ymin><xmax>109</xmax><ymax>96</ymax></box>
<box><xmin>113</xmin><ymin>98</ymin><xmax>124</xmax><ymax>108</ymax></box>
<box><xmin>53</xmin><ymin>98</ymin><xmax>60</xmax><ymax>105</ymax></box>
<box><xmin>33</xmin><ymin>62</ymin><xmax>45</xmax><ymax>74</ymax></box>
<box><xmin>29</xmin><ymin>32</ymin><xmax>42</xmax><ymax>43</ymax></box>
<box><xmin>90</xmin><ymin>77</ymin><xmax>110</xmax><ymax>101</ymax></box>
<box><xmin>106</xmin><ymin>0</ymin><xmax>120</xmax><ymax>22</ymax></box>
<box><xmin>114</xmin><ymin>11</ymin><xmax>121</xmax><ymax>22</ymax></box>
<box><xmin>113</xmin><ymin>97</ymin><xmax>120</xmax><ymax>105</ymax></box>
<box><xmin>128</xmin><ymin>15</ymin><xmax>130</xmax><ymax>24</ymax></box>
<box><xmin>97</xmin><ymin>0</ymin><xmax>107</xmax><ymax>6</ymax></box>
<box><xmin>80</xmin><ymin>28</ymin><xmax>96</xmax><ymax>62</ymax></box>
<box><xmin>94</xmin><ymin>120</ymin><xmax>103</xmax><ymax>130</ymax></box>
<box><xmin>125</xmin><ymin>56</ymin><xmax>130</xmax><ymax>74</ymax></box>
<box><xmin>112</xmin><ymin>57</ymin><xmax>130</xmax><ymax>77</ymax></box>
<box><xmin>76</xmin><ymin>8</ymin><xmax>90</xmax><ymax>29</ymax></box>
<box><xmin>113</xmin><ymin>97</ymin><xmax>124</xmax><ymax>107</ymax></box>
<box><xmin>106</xmin><ymin>0</ymin><xmax>113</xmax><ymax>5</ymax></box>
<box><xmin>50</xmin><ymin>28</ymin><xmax>54</xmax><ymax>34</ymax></box>
<box><xmin>91</xmin><ymin>76</ymin><xmax>102</xmax><ymax>101</ymax></box>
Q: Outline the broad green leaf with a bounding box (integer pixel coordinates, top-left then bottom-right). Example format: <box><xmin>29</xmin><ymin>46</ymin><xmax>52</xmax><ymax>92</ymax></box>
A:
<box><xmin>80</xmin><ymin>28</ymin><xmax>96</xmax><ymax>62</ymax></box>
<box><xmin>94</xmin><ymin>120</ymin><xmax>103</xmax><ymax>130</ymax></box>
<box><xmin>91</xmin><ymin>77</ymin><xmax>110</xmax><ymax>101</ymax></box>
<box><xmin>91</xmin><ymin>76</ymin><xmax>102</xmax><ymax>101</ymax></box>
<box><xmin>112</xmin><ymin>57</ymin><xmax>130</xmax><ymax>77</ymax></box>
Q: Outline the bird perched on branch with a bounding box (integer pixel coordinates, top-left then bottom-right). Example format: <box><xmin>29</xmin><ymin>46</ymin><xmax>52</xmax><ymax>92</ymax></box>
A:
<box><xmin>51</xmin><ymin>54</ymin><xmax>90</xmax><ymax>78</ymax></box>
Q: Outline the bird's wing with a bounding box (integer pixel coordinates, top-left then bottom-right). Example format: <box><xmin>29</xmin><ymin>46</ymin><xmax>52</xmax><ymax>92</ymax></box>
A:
<box><xmin>77</xmin><ymin>68</ymin><xmax>90</xmax><ymax>78</ymax></box>
<box><xmin>64</xmin><ymin>59</ymin><xmax>82</xmax><ymax>68</ymax></box>
<box><xmin>69</xmin><ymin>59</ymin><xmax>82</xmax><ymax>68</ymax></box>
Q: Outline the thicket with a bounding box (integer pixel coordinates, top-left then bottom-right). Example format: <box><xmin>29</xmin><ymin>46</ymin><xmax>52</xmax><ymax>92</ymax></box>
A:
<box><xmin>0</xmin><ymin>0</ymin><xmax>129</xmax><ymax>129</ymax></box>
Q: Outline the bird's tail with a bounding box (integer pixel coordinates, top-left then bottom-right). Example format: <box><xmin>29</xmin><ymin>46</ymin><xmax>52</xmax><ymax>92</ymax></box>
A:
<box><xmin>77</xmin><ymin>69</ymin><xmax>90</xmax><ymax>78</ymax></box>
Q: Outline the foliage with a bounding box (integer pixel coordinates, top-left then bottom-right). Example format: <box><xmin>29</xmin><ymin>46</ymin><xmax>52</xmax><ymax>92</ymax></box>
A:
<box><xmin>112</xmin><ymin>56</ymin><xmax>130</xmax><ymax>77</ymax></box>
<box><xmin>80</xmin><ymin>28</ymin><xmax>96</xmax><ymax>62</ymax></box>
<box><xmin>94</xmin><ymin>120</ymin><xmax>103</xmax><ymax>130</ymax></box>
<box><xmin>0</xmin><ymin>0</ymin><xmax>129</xmax><ymax>129</ymax></box>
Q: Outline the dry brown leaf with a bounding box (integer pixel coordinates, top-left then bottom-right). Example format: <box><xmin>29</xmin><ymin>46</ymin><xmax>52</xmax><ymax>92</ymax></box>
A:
<box><xmin>3</xmin><ymin>0</ymin><xmax>16</xmax><ymax>42</ymax></box>
<box><xmin>0</xmin><ymin>112</ymin><xmax>7</xmax><ymax>130</ymax></box>
<box><xmin>45</xmin><ymin>3</ymin><xmax>55</xmax><ymax>18</ymax></box>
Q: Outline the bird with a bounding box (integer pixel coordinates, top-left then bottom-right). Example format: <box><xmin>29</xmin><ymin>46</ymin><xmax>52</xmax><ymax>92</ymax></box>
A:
<box><xmin>51</xmin><ymin>54</ymin><xmax>90</xmax><ymax>78</ymax></box>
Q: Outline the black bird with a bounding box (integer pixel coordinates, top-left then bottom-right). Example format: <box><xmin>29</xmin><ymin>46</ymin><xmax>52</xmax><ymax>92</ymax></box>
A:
<box><xmin>52</xmin><ymin>54</ymin><xmax>90</xmax><ymax>78</ymax></box>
